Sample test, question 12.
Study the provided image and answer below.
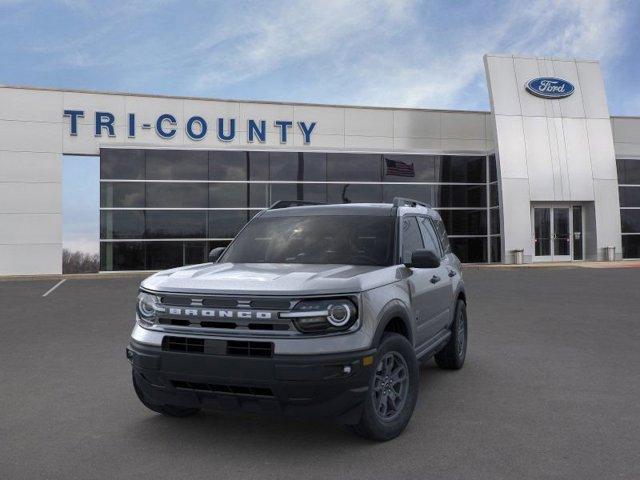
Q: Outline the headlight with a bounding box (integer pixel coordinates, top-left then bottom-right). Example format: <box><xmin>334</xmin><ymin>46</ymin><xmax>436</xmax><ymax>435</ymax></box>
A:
<box><xmin>281</xmin><ymin>298</ymin><xmax>358</xmax><ymax>334</ymax></box>
<box><xmin>136</xmin><ymin>291</ymin><xmax>161</xmax><ymax>327</ymax></box>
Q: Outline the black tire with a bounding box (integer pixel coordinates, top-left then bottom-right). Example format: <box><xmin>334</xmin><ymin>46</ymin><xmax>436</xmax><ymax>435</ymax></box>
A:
<box><xmin>435</xmin><ymin>299</ymin><xmax>467</xmax><ymax>370</ymax></box>
<box><xmin>349</xmin><ymin>333</ymin><xmax>419</xmax><ymax>441</ymax></box>
<box><xmin>132</xmin><ymin>372</ymin><xmax>200</xmax><ymax>418</ymax></box>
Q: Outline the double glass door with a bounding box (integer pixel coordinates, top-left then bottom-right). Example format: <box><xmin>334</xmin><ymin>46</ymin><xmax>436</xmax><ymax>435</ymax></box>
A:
<box><xmin>533</xmin><ymin>206</ymin><xmax>583</xmax><ymax>261</ymax></box>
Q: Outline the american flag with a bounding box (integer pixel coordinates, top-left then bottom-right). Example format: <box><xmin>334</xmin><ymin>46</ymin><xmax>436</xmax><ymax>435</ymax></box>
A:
<box><xmin>385</xmin><ymin>158</ymin><xmax>415</xmax><ymax>177</ymax></box>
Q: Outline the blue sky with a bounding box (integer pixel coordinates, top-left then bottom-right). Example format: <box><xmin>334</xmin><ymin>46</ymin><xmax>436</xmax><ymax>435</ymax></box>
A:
<box><xmin>2</xmin><ymin>0</ymin><xmax>639</xmax><ymax>253</ymax></box>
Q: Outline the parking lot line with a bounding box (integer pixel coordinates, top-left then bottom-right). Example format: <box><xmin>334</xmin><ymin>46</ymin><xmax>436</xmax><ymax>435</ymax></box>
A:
<box><xmin>42</xmin><ymin>279</ymin><xmax>66</xmax><ymax>297</ymax></box>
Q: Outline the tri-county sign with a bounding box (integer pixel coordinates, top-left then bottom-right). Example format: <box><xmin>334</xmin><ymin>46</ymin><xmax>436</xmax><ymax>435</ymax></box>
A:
<box><xmin>525</xmin><ymin>77</ymin><xmax>575</xmax><ymax>99</ymax></box>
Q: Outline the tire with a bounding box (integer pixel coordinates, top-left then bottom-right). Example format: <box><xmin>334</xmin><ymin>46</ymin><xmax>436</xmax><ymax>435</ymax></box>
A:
<box><xmin>132</xmin><ymin>371</ymin><xmax>200</xmax><ymax>418</ymax></box>
<box><xmin>349</xmin><ymin>333</ymin><xmax>419</xmax><ymax>441</ymax></box>
<box><xmin>435</xmin><ymin>299</ymin><xmax>467</xmax><ymax>370</ymax></box>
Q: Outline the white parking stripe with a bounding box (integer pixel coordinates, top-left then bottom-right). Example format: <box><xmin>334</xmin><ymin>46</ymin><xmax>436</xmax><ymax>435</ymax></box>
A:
<box><xmin>42</xmin><ymin>279</ymin><xmax>66</xmax><ymax>297</ymax></box>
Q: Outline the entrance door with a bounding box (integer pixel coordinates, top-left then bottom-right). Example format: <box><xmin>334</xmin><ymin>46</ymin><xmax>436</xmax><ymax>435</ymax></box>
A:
<box><xmin>533</xmin><ymin>206</ymin><xmax>582</xmax><ymax>262</ymax></box>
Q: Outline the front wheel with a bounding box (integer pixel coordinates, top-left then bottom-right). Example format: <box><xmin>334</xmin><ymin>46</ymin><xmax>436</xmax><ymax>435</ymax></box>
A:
<box><xmin>434</xmin><ymin>299</ymin><xmax>467</xmax><ymax>370</ymax></box>
<box><xmin>348</xmin><ymin>333</ymin><xmax>419</xmax><ymax>441</ymax></box>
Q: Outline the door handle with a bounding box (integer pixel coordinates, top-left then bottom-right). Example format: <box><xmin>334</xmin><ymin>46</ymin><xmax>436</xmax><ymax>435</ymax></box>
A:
<box><xmin>430</xmin><ymin>275</ymin><xmax>441</xmax><ymax>284</ymax></box>
<box><xmin>448</xmin><ymin>270</ymin><xmax>457</xmax><ymax>277</ymax></box>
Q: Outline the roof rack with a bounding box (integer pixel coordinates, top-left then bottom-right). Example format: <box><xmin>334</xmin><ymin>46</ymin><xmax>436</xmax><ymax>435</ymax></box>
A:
<box><xmin>392</xmin><ymin>197</ymin><xmax>431</xmax><ymax>209</ymax></box>
<box><xmin>268</xmin><ymin>200</ymin><xmax>324</xmax><ymax>210</ymax></box>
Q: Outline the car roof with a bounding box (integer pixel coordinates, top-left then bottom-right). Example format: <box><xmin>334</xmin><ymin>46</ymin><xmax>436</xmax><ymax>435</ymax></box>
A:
<box><xmin>261</xmin><ymin>202</ymin><xmax>437</xmax><ymax>218</ymax></box>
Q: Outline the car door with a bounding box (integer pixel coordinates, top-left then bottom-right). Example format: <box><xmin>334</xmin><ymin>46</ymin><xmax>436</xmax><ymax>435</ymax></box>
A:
<box><xmin>418</xmin><ymin>216</ymin><xmax>454</xmax><ymax>334</ymax></box>
<box><xmin>400</xmin><ymin>216</ymin><xmax>446</xmax><ymax>349</ymax></box>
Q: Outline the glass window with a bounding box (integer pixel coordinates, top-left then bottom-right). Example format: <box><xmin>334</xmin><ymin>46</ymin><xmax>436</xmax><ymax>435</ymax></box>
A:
<box><xmin>622</xmin><ymin>235</ymin><xmax>640</xmax><ymax>259</ymax></box>
<box><xmin>432</xmin><ymin>217</ymin><xmax>452</xmax><ymax>254</ymax></box>
<box><xmin>490</xmin><ymin>183</ymin><xmax>499</xmax><ymax>206</ymax></box>
<box><xmin>619</xmin><ymin>186</ymin><xmax>640</xmax><ymax>207</ymax></box>
<box><xmin>327</xmin><ymin>154</ymin><xmax>381</xmax><ymax>182</ymax></box>
<box><xmin>437</xmin><ymin>210</ymin><xmax>487</xmax><ymax>236</ymax></box>
<box><xmin>249</xmin><ymin>152</ymin><xmax>269</xmax><ymax>180</ymax></box>
<box><xmin>301</xmin><ymin>153</ymin><xmax>327</xmax><ymax>181</ymax></box>
<box><xmin>220</xmin><ymin>215</ymin><xmax>396</xmax><ymax>266</ymax></box>
<box><xmin>327</xmin><ymin>184</ymin><xmax>382</xmax><ymax>204</ymax></box>
<box><xmin>209</xmin><ymin>210</ymin><xmax>248</xmax><ymax>238</ymax></box>
<box><xmin>436</xmin><ymin>155</ymin><xmax>485</xmax><ymax>183</ymax></box>
<box><xmin>268</xmin><ymin>183</ymin><xmax>327</xmax><ymax>204</ymax></box>
<box><xmin>431</xmin><ymin>185</ymin><xmax>486</xmax><ymax>208</ymax></box>
<box><xmin>185</xmin><ymin>242</ymin><xmax>207</xmax><ymax>265</ymax></box>
<box><xmin>250</xmin><ymin>184</ymin><xmax>269</xmax><ymax>208</ymax></box>
<box><xmin>269</xmin><ymin>152</ymin><xmax>300</xmax><ymax>181</ymax></box>
<box><xmin>100</xmin><ymin>149</ymin><xmax>145</xmax><ymax>180</ymax></box>
<box><xmin>210</xmin><ymin>151</ymin><xmax>248</xmax><ymax>180</ymax></box>
<box><xmin>145</xmin><ymin>150</ymin><xmax>208</xmax><ymax>180</ymax></box>
<box><xmin>490</xmin><ymin>209</ymin><xmax>501</xmax><ymax>234</ymax></box>
<box><xmin>100</xmin><ymin>242</ymin><xmax>146</xmax><ymax>270</ymax></box>
<box><xmin>490</xmin><ymin>237</ymin><xmax>501</xmax><ymax>263</ymax></box>
<box><xmin>621</xmin><ymin>210</ymin><xmax>640</xmax><ymax>233</ymax></box>
<box><xmin>449</xmin><ymin>237</ymin><xmax>487</xmax><ymax>263</ymax></box>
<box><xmin>401</xmin><ymin>217</ymin><xmax>424</xmax><ymax>264</ymax></box>
<box><xmin>489</xmin><ymin>154</ymin><xmax>497</xmax><ymax>182</ymax></box>
<box><xmin>100</xmin><ymin>182</ymin><xmax>145</xmax><ymax>208</ymax></box>
<box><xmin>383</xmin><ymin>155</ymin><xmax>436</xmax><ymax>182</ymax></box>
<box><xmin>418</xmin><ymin>217</ymin><xmax>442</xmax><ymax>256</ymax></box>
<box><xmin>382</xmin><ymin>184</ymin><xmax>430</xmax><ymax>204</ymax></box>
<box><xmin>100</xmin><ymin>211</ymin><xmax>145</xmax><ymax>239</ymax></box>
<box><xmin>209</xmin><ymin>183</ymin><xmax>248</xmax><ymax>208</ymax></box>
<box><xmin>617</xmin><ymin>159</ymin><xmax>640</xmax><ymax>185</ymax></box>
<box><xmin>145</xmin><ymin>211</ymin><xmax>206</xmax><ymax>238</ymax></box>
<box><xmin>146</xmin><ymin>183</ymin><xmax>208</xmax><ymax>208</ymax></box>
<box><xmin>146</xmin><ymin>242</ymin><xmax>184</xmax><ymax>270</ymax></box>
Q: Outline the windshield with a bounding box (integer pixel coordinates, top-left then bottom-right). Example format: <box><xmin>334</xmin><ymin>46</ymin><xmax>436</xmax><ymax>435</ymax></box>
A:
<box><xmin>220</xmin><ymin>214</ymin><xmax>396</xmax><ymax>266</ymax></box>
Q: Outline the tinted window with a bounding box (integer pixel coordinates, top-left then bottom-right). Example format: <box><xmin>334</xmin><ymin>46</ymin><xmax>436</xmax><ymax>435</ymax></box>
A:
<box><xmin>100</xmin><ymin>242</ymin><xmax>146</xmax><ymax>270</ymax></box>
<box><xmin>490</xmin><ymin>236</ymin><xmax>501</xmax><ymax>262</ymax></box>
<box><xmin>449</xmin><ymin>237</ymin><xmax>487</xmax><ymax>262</ymax></box>
<box><xmin>401</xmin><ymin>217</ymin><xmax>424</xmax><ymax>264</ymax></box>
<box><xmin>490</xmin><ymin>183</ymin><xmax>499</xmax><ymax>206</ymax></box>
<box><xmin>146</xmin><ymin>150</ymin><xmax>207</xmax><ymax>180</ymax></box>
<box><xmin>621</xmin><ymin>210</ymin><xmax>640</xmax><ymax>233</ymax></box>
<box><xmin>146</xmin><ymin>183</ymin><xmax>208</xmax><ymax>208</ymax></box>
<box><xmin>432</xmin><ymin>217</ymin><xmax>451</xmax><ymax>253</ymax></box>
<box><xmin>438</xmin><ymin>210</ymin><xmax>487</xmax><ymax>235</ymax></box>
<box><xmin>145</xmin><ymin>211</ymin><xmax>206</xmax><ymax>238</ymax></box>
<box><xmin>489</xmin><ymin>154</ymin><xmax>497</xmax><ymax>182</ymax></box>
<box><xmin>209</xmin><ymin>210</ymin><xmax>248</xmax><ymax>238</ymax></box>
<box><xmin>432</xmin><ymin>185</ymin><xmax>486</xmax><ymax>208</ymax></box>
<box><xmin>436</xmin><ymin>155</ymin><xmax>485</xmax><ymax>183</ymax></box>
<box><xmin>269</xmin><ymin>152</ymin><xmax>300</xmax><ymax>181</ymax></box>
<box><xmin>301</xmin><ymin>153</ymin><xmax>327</xmax><ymax>181</ymax></box>
<box><xmin>100</xmin><ymin>182</ymin><xmax>144</xmax><ymax>208</ymax></box>
<box><xmin>327</xmin><ymin>184</ymin><xmax>382</xmax><ymax>204</ymax></box>
<box><xmin>383</xmin><ymin>155</ymin><xmax>436</xmax><ymax>182</ymax></box>
<box><xmin>100</xmin><ymin>211</ymin><xmax>144</xmax><ymax>239</ymax></box>
<box><xmin>221</xmin><ymin>215</ymin><xmax>395</xmax><ymax>266</ymax></box>
<box><xmin>382</xmin><ymin>184</ymin><xmax>429</xmax><ymax>204</ymax></box>
<box><xmin>619</xmin><ymin>186</ymin><xmax>640</xmax><ymax>207</ymax></box>
<box><xmin>327</xmin><ymin>154</ymin><xmax>381</xmax><ymax>182</ymax></box>
<box><xmin>418</xmin><ymin>217</ymin><xmax>442</xmax><ymax>256</ymax></box>
<box><xmin>490</xmin><ymin>209</ymin><xmax>501</xmax><ymax>234</ymax></box>
<box><xmin>249</xmin><ymin>152</ymin><xmax>269</xmax><ymax>180</ymax></box>
<box><xmin>100</xmin><ymin>149</ymin><xmax>145</xmax><ymax>179</ymax></box>
<box><xmin>622</xmin><ymin>235</ymin><xmax>640</xmax><ymax>259</ymax></box>
<box><xmin>210</xmin><ymin>183</ymin><xmax>248</xmax><ymax>208</ymax></box>
<box><xmin>146</xmin><ymin>242</ymin><xmax>183</xmax><ymax>270</ymax></box>
<box><xmin>617</xmin><ymin>159</ymin><xmax>640</xmax><ymax>184</ymax></box>
<box><xmin>184</xmin><ymin>242</ymin><xmax>207</xmax><ymax>265</ymax></box>
<box><xmin>210</xmin><ymin>151</ymin><xmax>248</xmax><ymax>180</ymax></box>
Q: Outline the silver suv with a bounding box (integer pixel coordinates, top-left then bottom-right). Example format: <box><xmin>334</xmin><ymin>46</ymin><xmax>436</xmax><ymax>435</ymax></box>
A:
<box><xmin>127</xmin><ymin>198</ymin><xmax>467</xmax><ymax>441</ymax></box>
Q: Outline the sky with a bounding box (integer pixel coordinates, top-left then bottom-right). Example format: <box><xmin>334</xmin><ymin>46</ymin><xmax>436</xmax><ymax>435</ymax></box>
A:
<box><xmin>2</xmin><ymin>0</ymin><xmax>639</xmax><ymax>253</ymax></box>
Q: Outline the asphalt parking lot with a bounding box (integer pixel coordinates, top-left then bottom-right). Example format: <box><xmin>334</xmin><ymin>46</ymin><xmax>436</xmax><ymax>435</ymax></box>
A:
<box><xmin>1</xmin><ymin>267</ymin><xmax>639</xmax><ymax>480</ymax></box>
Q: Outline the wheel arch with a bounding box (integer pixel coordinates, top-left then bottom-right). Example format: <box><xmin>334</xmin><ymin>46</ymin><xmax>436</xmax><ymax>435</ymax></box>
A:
<box><xmin>372</xmin><ymin>301</ymin><xmax>414</xmax><ymax>348</ymax></box>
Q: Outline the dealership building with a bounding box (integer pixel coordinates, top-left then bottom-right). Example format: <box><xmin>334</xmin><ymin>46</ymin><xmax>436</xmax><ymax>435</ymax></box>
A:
<box><xmin>1</xmin><ymin>53</ymin><xmax>640</xmax><ymax>275</ymax></box>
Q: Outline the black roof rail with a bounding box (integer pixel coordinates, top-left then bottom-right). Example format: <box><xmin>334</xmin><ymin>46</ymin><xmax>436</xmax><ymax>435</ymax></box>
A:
<box><xmin>392</xmin><ymin>197</ymin><xmax>431</xmax><ymax>209</ymax></box>
<box><xmin>268</xmin><ymin>200</ymin><xmax>324</xmax><ymax>210</ymax></box>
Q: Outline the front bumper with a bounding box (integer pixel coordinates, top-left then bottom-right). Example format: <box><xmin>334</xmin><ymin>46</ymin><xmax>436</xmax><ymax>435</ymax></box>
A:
<box><xmin>127</xmin><ymin>340</ymin><xmax>376</xmax><ymax>424</ymax></box>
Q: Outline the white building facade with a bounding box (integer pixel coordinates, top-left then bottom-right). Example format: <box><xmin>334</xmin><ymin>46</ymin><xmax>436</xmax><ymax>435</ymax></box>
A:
<box><xmin>1</xmin><ymin>53</ymin><xmax>639</xmax><ymax>275</ymax></box>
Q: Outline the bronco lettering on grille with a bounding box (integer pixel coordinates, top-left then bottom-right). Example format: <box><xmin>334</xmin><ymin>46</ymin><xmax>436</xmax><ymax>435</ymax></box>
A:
<box><xmin>165</xmin><ymin>307</ymin><xmax>274</xmax><ymax>320</ymax></box>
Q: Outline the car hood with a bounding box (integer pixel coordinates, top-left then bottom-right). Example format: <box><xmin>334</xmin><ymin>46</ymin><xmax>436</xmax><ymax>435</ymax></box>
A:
<box><xmin>141</xmin><ymin>262</ymin><xmax>399</xmax><ymax>296</ymax></box>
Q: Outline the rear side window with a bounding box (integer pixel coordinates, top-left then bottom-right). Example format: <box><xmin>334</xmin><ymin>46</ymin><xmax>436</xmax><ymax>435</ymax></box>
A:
<box><xmin>401</xmin><ymin>217</ymin><xmax>424</xmax><ymax>264</ymax></box>
<box><xmin>418</xmin><ymin>217</ymin><xmax>442</xmax><ymax>257</ymax></box>
<box><xmin>432</xmin><ymin>217</ymin><xmax>452</xmax><ymax>254</ymax></box>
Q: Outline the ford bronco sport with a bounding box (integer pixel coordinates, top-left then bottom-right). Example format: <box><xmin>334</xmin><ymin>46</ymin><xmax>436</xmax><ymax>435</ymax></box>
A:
<box><xmin>127</xmin><ymin>198</ymin><xmax>467</xmax><ymax>441</ymax></box>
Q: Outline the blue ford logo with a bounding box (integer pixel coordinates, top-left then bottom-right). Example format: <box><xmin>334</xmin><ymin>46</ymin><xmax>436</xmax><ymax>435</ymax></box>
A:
<box><xmin>526</xmin><ymin>77</ymin><xmax>575</xmax><ymax>99</ymax></box>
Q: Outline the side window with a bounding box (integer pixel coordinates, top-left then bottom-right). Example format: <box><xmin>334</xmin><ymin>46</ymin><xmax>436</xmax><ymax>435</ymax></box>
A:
<box><xmin>433</xmin><ymin>217</ymin><xmax>452</xmax><ymax>254</ymax></box>
<box><xmin>418</xmin><ymin>217</ymin><xmax>442</xmax><ymax>257</ymax></box>
<box><xmin>401</xmin><ymin>217</ymin><xmax>424</xmax><ymax>264</ymax></box>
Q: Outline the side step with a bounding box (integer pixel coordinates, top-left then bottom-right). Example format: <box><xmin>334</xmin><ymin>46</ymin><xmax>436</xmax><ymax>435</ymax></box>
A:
<box><xmin>415</xmin><ymin>329</ymin><xmax>451</xmax><ymax>361</ymax></box>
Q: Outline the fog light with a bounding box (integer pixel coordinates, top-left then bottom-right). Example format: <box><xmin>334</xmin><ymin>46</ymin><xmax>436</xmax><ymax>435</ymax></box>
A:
<box><xmin>342</xmin><ymin>365</ymin><xmax>352</xmax><ymax>374</ymax></box>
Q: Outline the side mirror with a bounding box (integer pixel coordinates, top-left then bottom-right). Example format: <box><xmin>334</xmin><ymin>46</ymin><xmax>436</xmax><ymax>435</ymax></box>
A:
<box><xmin>208</xmin><ymin>247</ymin><xmax>226</xmax><ymax>263</ymax></box>
<box><xmin>407</xmin><ymin>249</ymin><xmax>440</xmax><ymax>269</ymax></box>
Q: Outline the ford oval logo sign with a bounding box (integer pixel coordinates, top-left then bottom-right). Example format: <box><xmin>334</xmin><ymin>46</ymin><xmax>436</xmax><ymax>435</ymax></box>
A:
<box><xmin>526</xmin><ymin>77</ymin><xmax>575</xmax><ymax>99</ymax></box>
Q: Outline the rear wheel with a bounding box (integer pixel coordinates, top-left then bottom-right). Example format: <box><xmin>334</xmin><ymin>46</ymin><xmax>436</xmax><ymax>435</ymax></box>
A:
<box><xmin>434</xmin><ymin>299</ymin><xmax>467</xmax><ymax>370</ymax></box>
<box><xmin>349</xmin><ymin>333</ymin><xmax>419</xmax><ymax>441</ymax></box>
<box><xmin>132</xmin><ymin>372</ymin><xmax>200</xmax><ymax>417</ymax></box>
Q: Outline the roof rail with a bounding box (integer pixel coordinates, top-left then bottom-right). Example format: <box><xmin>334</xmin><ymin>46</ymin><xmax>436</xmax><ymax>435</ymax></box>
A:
<box><xmin>268</xmin><ymin>200</ymin><xmax>324</xmax><ymax>210</ymax></box>
<box><xmin>392</xmin><ymin>197</ymin><xmax>431</xmax><ymax>209</ymax></box>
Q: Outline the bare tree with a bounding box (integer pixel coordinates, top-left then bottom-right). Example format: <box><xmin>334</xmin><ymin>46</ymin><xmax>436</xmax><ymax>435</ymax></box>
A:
<box><xmin>62</xmin><ymin>249</ymin><xmax>99</xmax><ymax>274</ymax></box>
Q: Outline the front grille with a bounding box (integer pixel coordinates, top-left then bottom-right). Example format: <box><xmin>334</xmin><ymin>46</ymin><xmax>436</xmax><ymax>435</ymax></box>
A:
<box><xmin>227</xmin><ymin>340</ymin><xmax>273</xmax><ymax>357</ymax></box>
<box><xmin>171</xmin><ymin>380</ymin><xmax>274</xmax><ymax>397</ymax></box>
<box><xmin>162</xmin><ymin>336</ymin><xmax>204</xmax><ymax>353</ymax></box>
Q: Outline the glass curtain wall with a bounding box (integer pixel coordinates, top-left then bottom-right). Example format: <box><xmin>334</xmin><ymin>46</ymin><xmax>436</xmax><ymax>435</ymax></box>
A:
<box><xmin>100</xmin><ymin>149</ymin><xmax>501</xmax><ymax>270</ymax></box>
<box><xmin>617</xmin><ymin>158</ymin><xmax>640</xmax><ymax>258</ymax></box>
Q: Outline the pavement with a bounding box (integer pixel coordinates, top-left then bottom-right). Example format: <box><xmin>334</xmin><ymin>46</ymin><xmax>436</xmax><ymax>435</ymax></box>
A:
<box><xmin>0</xmin><ymin>267</ymin><xmax>639</xmax><ymax>480</ymax></box>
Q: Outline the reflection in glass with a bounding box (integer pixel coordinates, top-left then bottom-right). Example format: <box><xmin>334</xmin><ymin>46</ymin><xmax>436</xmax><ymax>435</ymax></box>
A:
<box><xmin>621</xmin><ymin>210</ymin><xmax>640</xmax><ymax>233</ymax></box>
<box><xmin>619</xmin><ymin>186</ymin><xmax>640</xmax><ymax>207</ymax></box>
<box><xmin>490</xmin><ymin>237</ymin><xmax>501</xmax><ymax>263</ymax></box>
<box><xmin>210</xmin><ymin>183</ymin><xmax>248</xmax><ymax>208</ymax></box>
<box><xmin>438</xmin><ymin>210</ymin><xmax>487</xmax><ymax>236</ymax></box>
<box><xmin>437</xmin><ymin>156</ymin><xmax>485</xmax><ymax>183</ymax></box>
<box><xmin>327</xmin><ymin>154</ymin><xmax>381</xmax><ymax>182</ymax></box>
<box><xmin>617</xmin><ymin>158</ymin><xmax>640</xmax><ymax>185</ymax></box>
<box><xmin>382</xmin><ymin>184</ymin><xmax>429</xmax><ymax>204</ymax></box>
<box><xmin>327</xmin><ymin>184</ymin><xmax>383</xmax><ymax>204</ymax></box>
<box><xmin>146</xmin><ymin>242</ymin><xmax>183</xmax><ymax>270</ymax></box>
<box><xmin>209</xmin><ymin>210</ymin><xmax>248</xmax><ymax>238</ymax></box>
<box><xmin>210</xmin><ymin>151</ymin><xmax>248</xmax><ymax>180</ymax></box>
<box><xmin>100</xmin><ymin>149</ymin><xmax>145</xmax><ymax>179</ymax></box>
<box><xmin>449</xmin><ymin>237</ymin><xmax>487</xmax><ymax>263</ymax></box>
<box><xmin>432</xmin><ymin>185</ymin><xmax>486</xmax><ymax>208</ymax></box>
<box><xmin>146</xmin><ymin>211</ymin><xmax>206</xmax><ymax>238</ymax></box>
<box><xmin>146</xmin><ymin>150</ymin><xmax>208</xmax><ymax>180</ymax></box>
<box><xmin>622</xmin><ymin>235</ymin><xmax>640</xmax><ymax>258</ymax></box>
<box><xmin>100</xmin><ymin>211</ymin><xmax>145</xmax><ymax>239</ymax></box>
<box><xmin>100</xmin><ymin>182</ymin><xmax>145</xmax><ymax>208</ymax></box>
<box><xmin>100</xmin><ymin>242</ymin><xmax>146</xmax><ymax>270</ymax></box>
<box><xmin>534</xmin><ymin>208</ymin><xmax>551</xmax><ymax>256</ymax></box>
<box><xmin>146</xmin><ymin>183</ymin><xmax>208</xmax><ymax>208</ymax></box>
